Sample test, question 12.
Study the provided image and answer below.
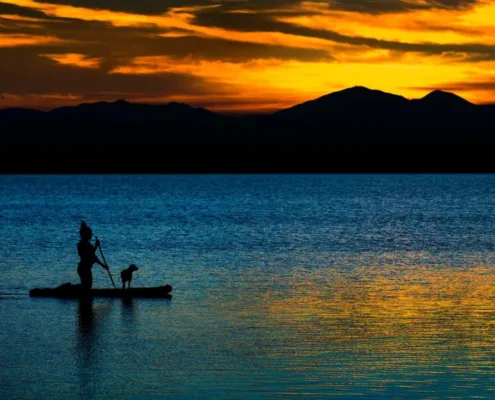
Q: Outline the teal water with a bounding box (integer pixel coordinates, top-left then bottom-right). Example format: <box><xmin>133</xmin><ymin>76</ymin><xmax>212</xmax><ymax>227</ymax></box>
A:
<box><xmin>2</xmin><ymin>174</ymin><xmax>495</xmax><ymax>399</ymax></box>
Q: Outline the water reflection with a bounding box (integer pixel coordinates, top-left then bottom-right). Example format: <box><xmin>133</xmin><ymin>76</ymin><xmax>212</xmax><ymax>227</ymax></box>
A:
<box><xmin>75</xmin><ymin>298</ymin><xmax>109</xmax><ymax>400</ymax></box>
<box><xmin>209</xmin><ymin>264</ymin><xmax>495</xmax><ymax>397</ymax></box>
<box><xmin>121</xmin><ymin>297</ymin><xmax>136</xmax><ymax>326</ymax></box>
<box><xmin>77</xmin><ymin>298</ymin><xmax>95</xmax><ymax>334</ymax></box>
<box><xmin>121</xmin><ymin>297</ymin><xmax>133</xmax><ymax>308</ymax></box>
<box><xmin>272</xmin><ymin>265</ymin><xmax>495</xmax><ymax>350</ymax></box>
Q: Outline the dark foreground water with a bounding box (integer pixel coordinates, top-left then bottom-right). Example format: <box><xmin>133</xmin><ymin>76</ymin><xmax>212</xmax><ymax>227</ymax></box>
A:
<box><xmin>2</xmin><ymin>174</ymin><xmax>495</xmax><ymax>399</ymax></box>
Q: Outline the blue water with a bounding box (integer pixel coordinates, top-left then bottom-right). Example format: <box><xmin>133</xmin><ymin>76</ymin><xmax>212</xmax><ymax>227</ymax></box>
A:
<box><xmin>2</xmin><ymin>174</ymin><xmax>495</xmax><ymax>399</ymax></box>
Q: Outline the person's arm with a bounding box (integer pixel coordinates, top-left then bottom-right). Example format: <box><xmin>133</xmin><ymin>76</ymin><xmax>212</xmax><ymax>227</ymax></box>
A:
<box><xmin>93</xmin><ymin>240</ymin><xmax>109</xmax><ymax>270</ymax></box>
<box><xmin>93</xmin><ymin>238</ymin><xmax>100</xmax><ymax>254</ymax></box>
<box><xmin>96</xmin><ymin>256</ymin><xmax>109</xmax><ymax>270</ymax></box>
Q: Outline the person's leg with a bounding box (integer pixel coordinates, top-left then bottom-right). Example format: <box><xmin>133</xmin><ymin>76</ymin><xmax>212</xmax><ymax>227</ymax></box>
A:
<box><xmin>79</xmin><ymin>269</ymin><xmax>92</xmax><ymax>291</ymax></box>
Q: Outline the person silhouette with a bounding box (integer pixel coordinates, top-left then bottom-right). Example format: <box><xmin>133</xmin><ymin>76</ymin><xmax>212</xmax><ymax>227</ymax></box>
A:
<box><xmin>77</xmin><ymin>221</ymin><xmax>108</xmax><ymax>290</ymax></box>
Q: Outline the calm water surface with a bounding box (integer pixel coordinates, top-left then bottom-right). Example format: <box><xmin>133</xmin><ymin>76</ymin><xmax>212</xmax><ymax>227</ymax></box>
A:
<box><xmin>2</xmin><ymin>174</ymin><xmax>495</xmax><ymax>399</ymax></box>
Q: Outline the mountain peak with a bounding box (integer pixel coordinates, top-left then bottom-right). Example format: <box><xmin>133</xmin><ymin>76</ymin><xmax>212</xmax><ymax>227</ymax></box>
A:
<box><xmin>420</xmin><ymin>90</ymin><xmax>473</xmax><ymax>108</ymax></box>
<box><xmin>340</xmin><ymin>85</ymin><xmax>370</xmax><ymax>92</ymax></box>
<box><xmin>113</xmin><ymin>99</ymin><xmax>131</xmax><ymax>105</ymax></box>
<box><xmin>318</xmin><ymin>86</ymin><xmax>409</xmax><ymax>103</ymax></box>
<box><xmin>331</xmin><ymin>86</ymin><xmax>389</xmax><ymax>96</ymax></box>
<box><xmin>345</xmin><ymin>85</ymin><xmax>375</xmax><ymax>92</ymax></box>
<box><xmin>275</xmin><ymin>86</ymin><xmax>409</xmax><ymax>116</ymax></box>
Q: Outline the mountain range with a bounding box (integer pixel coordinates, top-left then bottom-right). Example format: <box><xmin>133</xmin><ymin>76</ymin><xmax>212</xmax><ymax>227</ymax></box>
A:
<box><xmin>1</xmin><ymin>86</ymin><xmax>494</xmax><ymax>172</ymax></box>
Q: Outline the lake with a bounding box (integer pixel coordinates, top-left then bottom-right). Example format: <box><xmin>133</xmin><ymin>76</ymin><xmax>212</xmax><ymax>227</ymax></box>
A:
<box><xmin>2</xmin><ymin>174</ymin><xmax>495</xmax><ymax>399</ymax></box>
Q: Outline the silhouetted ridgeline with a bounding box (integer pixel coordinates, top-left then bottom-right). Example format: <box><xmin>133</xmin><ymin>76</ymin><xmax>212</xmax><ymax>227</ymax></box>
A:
<box><xmin>1</xmin><ymin>87</ymin><xmax>495</xmax><ymax>172</ymax></box>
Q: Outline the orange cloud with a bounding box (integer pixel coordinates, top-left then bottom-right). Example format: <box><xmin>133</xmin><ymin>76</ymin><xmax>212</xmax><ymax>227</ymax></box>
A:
<box><xmin>111</xmin><ymin>53</ymin><xmax>495</xmax><ymax>106</ymax></box>
<box><xmin>0</xmin><ymin>0</ymin><xmax>339</xmax><ymax>51</ymax></box>
<box><xmin>0</xmin><ymin>92</ymin><xmax>83</xmax><ymax>109</ymax></box>
<box><xmin>279</xmin><ymin>1</ymin><xmax>495</xmax><ymax>45</ymax></box>
<box><xmin>0</xmin><ymin>14</ymin><xmax>47</xmax><ymax>23</ymax></box>
<box><xmin>0</xmin><ymin>33</ymin><xmax>65</xmax><ymax>47</ymax></box>
<box><xmin>0</xmin><ymin>0</ymin><xmax>193</xmax><ymax>28</ymax></box>
<box><xmin>41</xmin><ymin>53</ymin><xmax>102</xmax><ymax>68</ymax></box>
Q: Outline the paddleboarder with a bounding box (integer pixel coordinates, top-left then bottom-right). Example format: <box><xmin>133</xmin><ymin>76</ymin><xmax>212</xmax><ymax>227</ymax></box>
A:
<box><xmin>77</xmin><ymin>221</ymin><xmax>108</xmax><ymax>290</ymax></box>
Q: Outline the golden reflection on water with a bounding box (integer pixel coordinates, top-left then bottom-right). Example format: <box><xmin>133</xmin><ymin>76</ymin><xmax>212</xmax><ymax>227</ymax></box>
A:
<box><xmin>269</xmin><ymin>265</ymin><xmax>495</xmax><ymax>352</ymax></box>
<box><xmin>213</xmin><ymin>263</ymin><xmax>495</xmax><ymax>395</ymax></box>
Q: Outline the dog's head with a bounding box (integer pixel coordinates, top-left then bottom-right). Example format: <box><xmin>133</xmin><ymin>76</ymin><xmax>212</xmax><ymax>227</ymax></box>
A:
<box><xmin>128</xmin><ymin>264</ymin><xmax>139</xmax><ymax>273</ymax></box>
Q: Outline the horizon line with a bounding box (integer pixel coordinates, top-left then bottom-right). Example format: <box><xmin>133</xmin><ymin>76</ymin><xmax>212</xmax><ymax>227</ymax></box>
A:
<box><xmin>1</xmin><ymin>86</ymin><xmax>494</xmax><ymax>115</ymax></box>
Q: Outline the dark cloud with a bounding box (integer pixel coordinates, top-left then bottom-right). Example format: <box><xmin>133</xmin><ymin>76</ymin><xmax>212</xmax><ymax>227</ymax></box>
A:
<box><xmin>201</xmin><ymin>0</ymin><xmax>480</xmax><ymax>15</ymax></box>
<box><xmin>30</xmin><ymin>0</ymin><xmax>206</xmax><ymax>15</ymax></box>
<box><xmin>194</xmin><ymin>9</ymin><xmax>495</xmax><ymax>61</ymax></box>
<box><xmin>0</xmin><ymin>2</ymin><xmax>49</xmax><ymax>18</ymax></box>
<box><xmin>183</xmin><ymin>3</ymin><xmax>495</xmax><ymax>61</ymax></box>
<box><xmin>325</xmin><ymin>0</ymin><xmax>479</xmax><ymax>14</ymax></box>
<box><xmin>0</xmin><ymin>47</ymin><xmax>215</xmax><ymax>100</ymax></box>
<box><xmin>223</xmin><ymin>0</ymin><xmax>476</xmax><ymax>14</ymax></box>
<box><xmin>411</xmin><ymin>81</ymin><xmax>495</xmax><ymax>92</ymax></box>
<box><xmin>34</xmin><ymin>0</ymin><xmax>309</xmax><ymax>15</ymax></box>
<box><xmin>144</xmin><ymin>36</ymin><xmax>331</xmax><ymax>62</ymax></box>
<box><xmin>461</xmin><ymin>53</ymin><xmax>495</xmax><ymax>62</ymax></box>
<box><xmin>316</xmin><ymin>29</ymin><xmax>495</xmax><ymax>60</ymax></box>
<box><xmin>0</xmin><ymin>12</ymin><xmax>331</xmax><ymax>63</ymax></box>
<box><xmin>1</xmin><ymin>0</ymin><xmax>483</xmax><ymax>18</ymax></box>
<box><xmin>1</xmin><ymin>0</ymin><xmax>492</xmax><ymax>64</ymax></box>
<box><xmin>53</xmin><ymin>24</ymin><xmax>330</xmax><ymax>62</ymax></box>
<box><xmin>36</xmin><ymin>0</ymin><xmax>466</xmax><ymax>16</ymax></box>
<box><xmin>194</xmin><ymin>9</ymin><xmax>302</xmax><ymax>32</ymax></box>
<box><xmin>2</xmin><ymin>0</ymin><xmax>299</xmax><ymax>16</ymax></box>
<box><xmin>3</xmin><ymin>0</ymin><xmax>491</xmax><ymax>63</ymax></box>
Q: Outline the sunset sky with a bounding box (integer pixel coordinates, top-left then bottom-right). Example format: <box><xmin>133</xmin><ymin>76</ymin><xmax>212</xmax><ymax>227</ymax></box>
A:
<box><xmin>1</xmin><ymin>0</ymin><xmax>495</xmax><ymax>113</ymax></box>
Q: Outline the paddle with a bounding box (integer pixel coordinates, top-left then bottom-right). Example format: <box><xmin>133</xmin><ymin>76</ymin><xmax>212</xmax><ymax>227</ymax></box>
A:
<box><xmin>95</xmin><ymin>236</ymin><xmax>117</xmax><ymax>289</ymax></box>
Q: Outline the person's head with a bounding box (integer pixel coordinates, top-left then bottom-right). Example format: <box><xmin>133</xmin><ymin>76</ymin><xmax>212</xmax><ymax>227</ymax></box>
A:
<box><xmin>79</xmin><ymin>221</ymin><xmax>93</xmax><ymax>241</ymax></box>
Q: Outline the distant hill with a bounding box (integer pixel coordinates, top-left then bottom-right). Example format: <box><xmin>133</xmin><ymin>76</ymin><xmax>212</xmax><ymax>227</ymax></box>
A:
<box><xmin>1</xmin><ymin>87</ymin><xmax>494</xmax><ymax>172</ymax></box>
<box><xmin>412</xmin><ymin>90</ymin><xmax>475</xmax><ymax>112</ymax></box>
<box><xmin>0</xmin><ymin>107</ymin><xmax>45</xmax><ymax>120</ymax></box>
<box><xmin>48</xmin><ymin>99</ymin><xmax>217</xmax><ymax>123</ymax></box>
<box><xmin>274</xmin><ymin>86</ymin><xmax>410</xmax><ymax>117</ymax></box>
<box><xmin>264</xmin><ymin>86</ymin><xmax>490</xmax><ymax>147</ymax></box>
<box><xmin>272</xmin><ymin>86</ymin><xmax>479</xmax><ymax>118</ymax></box>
